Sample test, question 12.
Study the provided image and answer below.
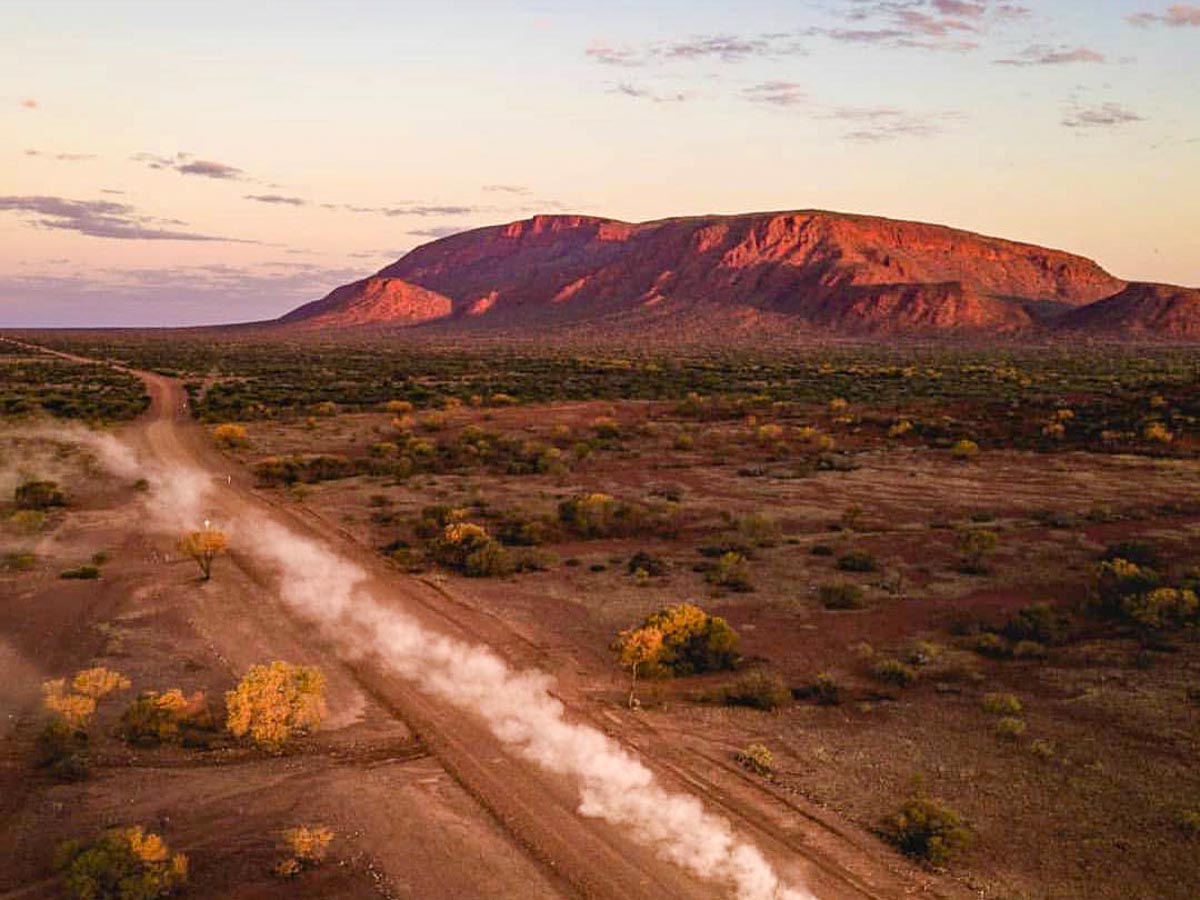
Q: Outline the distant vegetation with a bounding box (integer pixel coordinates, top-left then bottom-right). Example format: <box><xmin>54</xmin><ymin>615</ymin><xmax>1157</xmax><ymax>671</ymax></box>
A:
<box><xmin>0</xmin><ymin>343</ymin><xmax>147</xmax><ymax>421</ymax></box>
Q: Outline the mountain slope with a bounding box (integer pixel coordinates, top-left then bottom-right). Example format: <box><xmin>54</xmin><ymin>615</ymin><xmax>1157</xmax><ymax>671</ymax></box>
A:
<box><xmin>278</xmin><ymin>210</ymin><xmax>1192</xmax><ymax>337</ymax></box>
<box><xmin>1057</xmin><ymin>283</ymin><xmax>1200</xmax><ymax>339</ymax></box>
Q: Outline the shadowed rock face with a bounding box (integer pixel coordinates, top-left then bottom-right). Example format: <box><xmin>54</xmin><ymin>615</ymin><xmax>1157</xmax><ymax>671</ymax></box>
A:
<box><xmin>280</xmin><ymin>211</ymin><xmax>1194</xmax><ymax>337</ymax></box>
<box><xmin>1057</xmin><ymin>283</ymin><xmax>1200</xmax><ymax>339</ymax></box>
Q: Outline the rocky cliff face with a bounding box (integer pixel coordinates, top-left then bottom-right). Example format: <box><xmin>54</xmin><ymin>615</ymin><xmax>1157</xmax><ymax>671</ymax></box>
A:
<box><xmin>278</xmin><ymin>210</ymin><xmax>1193</xmax><ymax>338</ymax></box>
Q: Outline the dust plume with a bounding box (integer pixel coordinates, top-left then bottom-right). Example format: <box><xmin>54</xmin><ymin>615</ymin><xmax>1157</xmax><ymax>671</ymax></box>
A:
<box><xmin>248</xmin><ymin>516</ymin><xmax>815</xmax><ymax>900</ymax></box>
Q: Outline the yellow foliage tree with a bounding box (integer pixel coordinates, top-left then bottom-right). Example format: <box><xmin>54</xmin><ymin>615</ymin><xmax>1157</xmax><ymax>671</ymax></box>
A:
<box><xmin>179</xmin><ymin>528</ymin><xmax>228</xmax><ymax>580</ymax></box>
<box><xmin>57</xmin><ymin>826</ymin><xmax>188</xmax><ymax>899</ymax></box>
<box><xmin>212</xmin><ymin>423</ymin><xmax>248</xmax><ymax>448</ymax></box>
<box><xmin>44</xmin><ymin>668</ymin><xmax>131</xmax><ymax>730</ymax></box>
<box><xmin>225</xmin><ymin>661</ymin><xmax>326</xmax><ymax>751</ymax></box>
<box><xmin>614</xmin><ymin>626</ymin><xmax>664</xmax><ymax>707</ymax></box>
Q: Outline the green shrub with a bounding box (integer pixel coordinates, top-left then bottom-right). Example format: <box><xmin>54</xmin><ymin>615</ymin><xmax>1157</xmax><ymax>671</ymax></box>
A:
<box><xmin>706</xmin><ymin>551</ymin><xmax>753</xmax><ymax>592</ymax></box>
<box><xmin>627</xmin><ymin>550</ymin><xmax>668</xmax><ymax>577</ymax></box>
<box><xmin>60</xmin><ymin>565</ymin><xmax>101</xmax><ymax>580</ymax></box>
<box><xmin>837</xmin><ymin>551</ymin><xmax>878</xmax><ymax>573</ymax></box>
<box><xmin>118</xmin><ymin>691</ymin><xmax>211</xmax><ymax>746</ymax></box>
<box><xmin>884</xmin><ymin>794</ymin><xmax>970</xmax><ymax>865</ymax></box>
<box><xmin>972</xmin><ymin>633</ymin><xmax>1012</xmax><ymax>659</ymax></box>
<box><xmin>464</xmin><ymin>541</ymin><xmax>514</xmax><ymax>578</ymax></box>
<box><xmin>721</xmin><ymin>671</ymin><xmax>790</xmax><ymax>711</ymax></box>
<box><xmin>981</xmin><ymin>692</ymin><xmax>1023</xmax><ymax>716</ymax></box>
<box><xmin>56</xmin><ymin>826</ymin><xmax>188</xmax><ymax>899</ymax></box>
<box><xmin>807</xmin><ymin>672</ymin><xmax>842</xmax><ymax>706</ymax></box>
<box><xmin>1002</xmin><ymin>602</ymin><xmax>1065</xmax><ymax>645</ymax></box>
<box><xmin>15</xmin><ymin>479</ymin><xmax>66</xmax><ymax>510</ymax></box>
<box><xmin>34</xmin><ymin>719</ymin><xmax>89</xmax><ymax>781</ymax></box>
<box><xmin>994</xmin><ymin>716</ymin><xmax>1027</xmax><ymax>740</ymax></box>
<box><xmin>1102</xmin><ymin>540</ymin><xmax>1160</xmax><ymax>569</ymax></box>
<box><xmin>734</xmin><ymin>743</ymin><xmax>774</xmax><ymax>776</ymax></box>
<box><xmin>1</xmin><ymin>551</ymin><xmax>36</xmax><ymax>572</ymax></box>
<box><xmin>872</xmin><ymin>658</ymin><xmax>918</xmax><ymax>687</ymax></box>
<box><xmin>819</xmin><ymin>582</ymin><xmax>866</xmax><ymax>610</ymax></box>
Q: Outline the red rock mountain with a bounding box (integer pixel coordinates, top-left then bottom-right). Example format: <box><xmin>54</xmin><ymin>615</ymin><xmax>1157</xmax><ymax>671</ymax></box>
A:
<box><xmin>1057</xmin><ymin>283</ymin><xmax>1200</xmax><ymax>339</ymax></box>
<box><xmin>280</xmin><ymin>211</ymin><xmax>1196</xmax><ymax>338</ymax></box>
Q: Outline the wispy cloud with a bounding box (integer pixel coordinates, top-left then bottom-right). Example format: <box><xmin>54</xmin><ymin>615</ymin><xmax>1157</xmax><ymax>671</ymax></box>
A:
<box><xmin>995</xmin><ymin>44</ymin><xmax>1106</xmax><ymax>66</ymax></box>
<box><xmin>743</xmin><ymin>81</ymin><xmax>808</xmax><ymax>107</ymax></box>
<box><xmin>19</xmin><ymin>98</ymin><xmax>38</xmax><ymax>109</ymax></box>
<box><xmin>482</xmin><ymin>184</ymin><xmax>532</xmax><ymax>195</ymax></box>
<box><xmin>742</xmin><ymin>80</ymin><xmax>958</xmax><ymax>141</ymax></box>
<box><xmin>0</xmin><ymin>195</ymin><xmax>250</xmax><ymax>242</ymax></box>
<box><xmin>611</xmin><ymin>82</ymin><xmax>691</xmax><ymax>103</ymax></box>
<box><xmin>132</xmin><ymin>151</ymin><xmax>244</xmax><ymax>180</ymax></box>
<box><xmin>244</xmin><ymin>193</ymin><xmax>306</xmax><ymax>206</ymax></box>
<box><xmin>1127</xmin><ymin>4</ymin><xmax>1200</xmax><ymax>26</ymax></box>
<box><xmin>24</xmin><ymin>149</ymin><xmax>97</xmax><ymax>162</ymax></box>
<box><xmin>408</xmin><ymin>225</ymin><xmax>464</xmax><ymax>239</ymax></box>
<box><xmin>323</xmin><ymin>202</ymin><xmax>483</xmax><ymax>217</ymax></box>
<box><xmin>585</xmin><ymin>32</ymin><xmax>802</xmax><ymax>67</ymax></box>
<box><xmin>1062</xmin><ymin>102</ymin><xmax>1145</xmax><ymax>129</ymax></box>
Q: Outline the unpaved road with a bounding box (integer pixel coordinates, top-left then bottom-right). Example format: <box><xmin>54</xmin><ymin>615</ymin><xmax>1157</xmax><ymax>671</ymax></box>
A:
<box><xmin>2</xmin><ymin>339</ymin><xmax>961</xmax><ymax>900</ymax></box>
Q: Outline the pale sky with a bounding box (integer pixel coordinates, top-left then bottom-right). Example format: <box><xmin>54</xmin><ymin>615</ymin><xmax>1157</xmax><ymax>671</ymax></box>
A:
<box><xmin>1</xmin><ymin>0</ymin><xmax>1197</xmax><ymax>326</ymax></box>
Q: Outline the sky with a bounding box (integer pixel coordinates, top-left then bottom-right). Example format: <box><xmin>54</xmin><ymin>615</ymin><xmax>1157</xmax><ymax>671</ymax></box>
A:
<box><xmin>1</xmin><ymin>0</ymin><xmax>1198</xmax><ymax>327</ymax></box>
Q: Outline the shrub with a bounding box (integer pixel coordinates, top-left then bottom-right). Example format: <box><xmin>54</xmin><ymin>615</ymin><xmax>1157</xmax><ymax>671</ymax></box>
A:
<box><xmin>627</xmin><ymin>550</ymin><xmax>668</xmax><ymax>577</ymax></box>
<box><xmin>8</xmin><ymin>510</ymin><xmax>46</xmax><ymax>533</ymax></box>
<box><xmin>972</xmin><ymin>633</ymin><xmax>1012</xmax><ymax>659</ymax></box>
<box><xmin>810</xmin><ymin>544</ymin><xmax>834</xmax><ymax>557</ymax></box>
<box><xmin>994</xmin><ymin>716</ymin><xmax>1027</xmax><ymax>740</ymax></box>
<box><xmin>34</xmin><ymin>719</ymin><xmax>88</xmax><ymax>781</ymax></box>
<box><xmin>837</xmin><ymin>551</ymin><xmax>878</xmax><ymax>573</ymax></box>
<box><xmin>819</xmin><ymin>582</ymin><xmax>866</xmax><ymax>610</ymax></box>
<box><xmin>738</xmin><ymin>512</ymin><xmax>781</xmax><ymax>547</ymax></box>
<box><xmin>429</xmin><ymin>522</ymin><xmax>512</xmax><ymax>576</ymax></box>
<box><xmin>734</xmin><ymin>743</ymin><xmax>774</xmax><ymax>776</ymax></box>
<box><xmin>60</xmin><ymin>565</ymin><xmax>101</xmax><ymax>580</ymax></box>
<box><xmin>15</xmin><ymin>479</ymin><xmax>66</xmax><ymax>510</ymax></box>
<box><xmin>212</xmin><ymin>423</ymin><xmax>248</xmax><ymax>448</ymax></box>
<box><xmin>1</xmin><ymin>551</ymin><xmax>36</xmax><ymax>571</ymax></box>
<box><xmin>721</xmin><ymin>671</ymin><xmax>790</xmax><ymax>711</ymax></box>
<box><xmin>1002</xmin><ymin>602</ymin><xmax>1065</xmax><ymax>645</ymax></box>
<box><xmin>872</xmin><ymin>658</ymin><xmax>917</xmax><ymax>687</ymax></box>
<box><xmin>178</xmin><ymin>529</ymin><xmax>228</xmax><ymax>581</ymax></box>
<box><xmin>957</xmin><ymin>530</ymin><xmax>997</xmax><ymax>575</ymax></box>
<box><xmin>44</xmin><ymin>669</ymin><xmax>131</xmax><ymax>730</ymax></box>
<box><xmin>275</xmin><ymin>825</ymin><xmax>335</xmax><ymax>878</ymax></box>
<box><xmin>981</xmin><ymin>692</ymin><xmax>1023</xmax><ymax>716</ymax></box>
<box><xmin>950</xmin><ymin>440</ymin><xmax>980</xmax><ymax>461</ymax></box>
<box><xmin>118</xmin><ymin>691</ymin><xmax>210</xmax><ymax>746</ymax></box>
<box><xmin>56</xmin><ymin>826</ymin><xmax>188</xmax><ymax>900</ymax></box>
<box><xmin>811</xmin><ymin>672</ymin><xmax>842</xmax><ymax>705</ymax></box>
<box><xmin>884</xmin><ymin>794</ymin><xmax>970</xmax><ymax>866</ymax></box>
<box><xmin>225</xmin><ymin>662</ymin><xmax>326</xmax><ymax>751</ymax></box>
<box><xmin>614</xmin><ymin>603</ymin><xmax>739</xmax><ymax>677</ymax></box>
<box><xmin>1102</xmin><ymin>540</ymin><xmax>1160</xmax><ymax>569</ymax></box>
<box><xmin>464</xmin><ymin>540</ymin><xmax>514</xmax><ymax>578</ymax></box>
<box><xmin>706</xmin><ymin>552</ymin><xmax>753</xmax><ymax>592</ymax></box>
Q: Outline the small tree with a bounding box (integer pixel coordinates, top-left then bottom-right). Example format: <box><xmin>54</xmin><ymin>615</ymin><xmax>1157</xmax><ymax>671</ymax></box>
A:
<box><xmin>56</xmin><ymin>826</ymin><xmax>188</xmax><ymax>899</ymax></box>
<box><xmin>226</xmin><ymin>661</ymin><xmax>326</xmax><ymax>751</ymax></box>
<box><xmin>212</xmin><ymin>423</ymin><xmax>249</xmax><ymax>448</ymax></box>
<box><xmin>957</xmin><ymin>529</ymin><xmax>997</xmax><ymax>575</ymax></box>
<box><xmin>613</xmin><ymin>626</ymin><xmax>663</xmax><ymax>707</ymax></box>
<box><xmin>275</xmin><ymin>825</ymin><xmax>335</xmax><ymax>878</ymax></box>
<box><xmin>179</xmin><ymin>528</ymin><xmax>228</xmax><ymax>581</ymax></box>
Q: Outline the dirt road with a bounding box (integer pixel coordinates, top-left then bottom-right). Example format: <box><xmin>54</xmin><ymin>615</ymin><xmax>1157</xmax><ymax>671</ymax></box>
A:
<box><xmin>2</xmin><ymin>339</ymin><xmax>959</xmax><ymax>900</ymax></box>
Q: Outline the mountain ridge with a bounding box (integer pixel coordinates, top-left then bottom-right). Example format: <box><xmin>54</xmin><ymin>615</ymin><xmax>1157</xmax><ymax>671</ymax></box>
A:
<box><xmin>280</xmin><ymin>210</ymin><xmax>1197</xmax><ymax>339</ymax></box>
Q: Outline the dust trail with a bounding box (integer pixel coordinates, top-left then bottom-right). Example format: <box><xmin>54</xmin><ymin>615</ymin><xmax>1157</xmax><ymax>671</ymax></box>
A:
<box><xmin>65</xmin><ymin>428</ymin><xmax>816</xmax><ymax>899</ymax></box>
<box><xmin>247</xmin><ymin>520</ymin><xmax>815</xmax><ymax>899</ymax></box>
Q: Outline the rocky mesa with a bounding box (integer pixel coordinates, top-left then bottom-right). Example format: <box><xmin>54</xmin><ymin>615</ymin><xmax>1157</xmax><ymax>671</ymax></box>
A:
<box><xmin>280</xmin><ymin>210</ymin><xmax>1197</xmax><ymax>338</ymax></box>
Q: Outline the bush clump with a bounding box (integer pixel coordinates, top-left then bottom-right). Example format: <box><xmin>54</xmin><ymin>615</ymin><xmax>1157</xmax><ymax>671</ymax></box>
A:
<box><xmin>872</xmin><ymin>658</ymin><xmax>918</xmax><ymax>688</ymax></box>
<box><xmin>981</xmin><ymin>692</ymin><xmax>1023</xmax><ymax>716</ymax></box>
<box><xmin>734</xmin><ymin>743</ymin><xmax>774</xmax><ymax>776</ymax></box>
<box><xmin>118</xmin><ymin>691</ymin><xmax>211</xmax><ymax>746</ymax></box>
<box><xmin>720</xmin><ymin>670</ymin><xmax>790</xmax><ymax>711</ymax></box>
<box><xmin>837</xmin><ymin>551</ymin><xmax>878</xmax><ymax>573</ymax></box>
<box><xmin>613</xmin><ymin>603</ymin><xmax>739</xmax><ymax>679</ymax></box>
<box><xmin>15</xmin><ymin>479</ymin><xmax>67</xmax><ymax>510</ymax></box>
<box><xmin>225</xmin><ymin>661</ymin><xmax>325</xmax><ymax>751</ymax></box>
<box><xmin>884</xmin><ymin>793</ymin><xmax>970</xmax><ymax>866</ymax></box>
<box><xmin>428</xmin><ymin>522</ymin><xmax>512</xmax><ymax>577</ymax></box>
<box><xmin>818</xmin><ymin>582</ymin><xmax>866</xmax><ymax>610</ymax></box>
<box><xmin>275</xmin><ymin>825</ymin><xmax>335</xmax><ymax>878</ymax></box>
<box><xmin>60</xmin><ymin>565</ymin><xmax>101</xmax><ymax>580</ymax></box>
<box><xmin>57</xmin><ymin>826</ymin><xmax>187</xmax><ymax>899</ymax></box>
<box><xmin>705</xmin><ymin>551</ymin><xmax>753</xmax><ymax>592</ymax></box>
